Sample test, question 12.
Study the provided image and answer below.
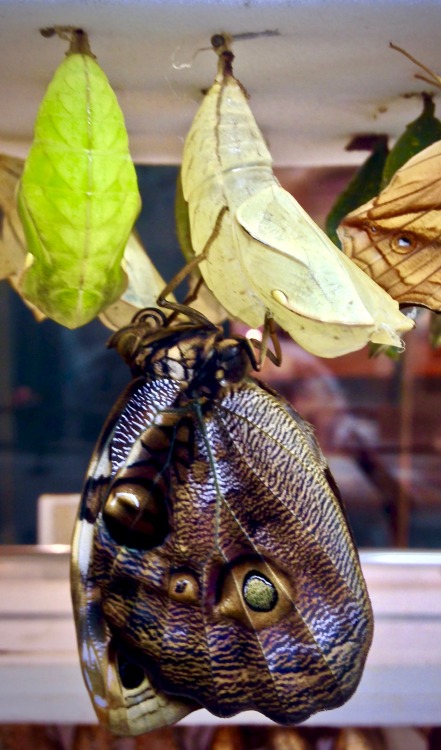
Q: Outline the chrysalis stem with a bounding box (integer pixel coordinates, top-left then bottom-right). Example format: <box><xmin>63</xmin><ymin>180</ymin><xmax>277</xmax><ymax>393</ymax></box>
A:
<box><xmin>40</xmin><ymin>26</ymin><xmax>95</xmax><ymax>58</ymax></box>
<box><xmin>211</xmin><ymin>33</ymin><xmax>235</xmax><ymax>78</ymax></box>
<box><xmin>172</xmin><ymin>31</ymin><xmax>277</xmax><ymax>73</ymax></box>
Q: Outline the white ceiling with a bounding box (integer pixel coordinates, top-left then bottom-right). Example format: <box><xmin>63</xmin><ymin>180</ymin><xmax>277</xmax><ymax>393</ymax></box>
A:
<box><xmin>1</xmin><ymin>0</ymin><xmax>441</xmax><ymax>167</ymax></box>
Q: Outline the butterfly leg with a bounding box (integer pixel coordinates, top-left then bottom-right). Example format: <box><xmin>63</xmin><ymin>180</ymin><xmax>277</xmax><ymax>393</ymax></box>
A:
<box><xmin>157</xmin><ymin>206</ymin><xmax>229</xmax><ymax>325</ymax></box>
<box><xmin>248</xmin><ymin>313</ymin><xmax>282</xmax><ymax>369</ymax></box>
<box><xmin>156</xmin><ymin>249</ymin><xmax>213</xmax><ymax>325</ymax></box>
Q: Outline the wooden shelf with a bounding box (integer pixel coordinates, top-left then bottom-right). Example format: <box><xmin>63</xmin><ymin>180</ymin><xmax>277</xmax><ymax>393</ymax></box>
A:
<box><xmin>1</xmin><ymin>547</ymin><xmax>440</xmax><ymax>727</ymax></box>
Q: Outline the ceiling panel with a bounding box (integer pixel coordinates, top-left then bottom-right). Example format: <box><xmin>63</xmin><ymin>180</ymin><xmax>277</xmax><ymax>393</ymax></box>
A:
<box><xmin>0</xmin><ymin>0</ymin><xmax>440</xmax><ymax>166</ymax></box>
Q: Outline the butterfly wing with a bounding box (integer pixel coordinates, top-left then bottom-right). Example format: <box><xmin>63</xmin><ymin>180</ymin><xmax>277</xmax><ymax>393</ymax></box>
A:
<box><xmin>194</xmin><ymin>380</ymin><xmax>373</xmax><ymax>721</ymax></box>
<box><xmin>73</xmin><ymin>358</ymin><xmax>373</xmax><ymax>733</ymax></box>
<box><xmin>71</xmin><ymin>376</ymin><xmax>199</xmax><ymax>736</ymax></box>
<box><xmin>339</xmin><ymin>140</ymin><xmax>441</xmax><ymax>310</ymax></box>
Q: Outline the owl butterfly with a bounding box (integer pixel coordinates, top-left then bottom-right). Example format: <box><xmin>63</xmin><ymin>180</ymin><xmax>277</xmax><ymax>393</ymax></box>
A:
<box><xmin>71</xmin><ymin>307</ymin><xmax>373</xmax><ymax>736</ymax></box>
<box><xmin>339</xmin><ymin>46</ymin><xmax>441</xmax><ymax>311</ymax></box>
<box><xmin>17</xmin><ymin>26</ymin><xmax>141</xmax><ymax>329</ymax></box>
<box><xmin>177</xmin><ymin>33</ymin><xmax>413</xmax><ymax>358</ymax></box>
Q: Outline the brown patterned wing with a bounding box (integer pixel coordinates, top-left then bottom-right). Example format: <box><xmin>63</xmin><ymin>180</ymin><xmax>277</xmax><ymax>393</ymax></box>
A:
<box><xmin>70</xmin><ymin>375</ymin><xmax>199</xmax><ymax>736</ymax></box>
<box><xmin>71</xmin><ymin>316</ymin><xmax>373</xmax><ymax>735</ymax></box>
<box><xmin>339</xmin><ymin>140</ymin><xmax>441</xmax><ymax>310</ymax></box>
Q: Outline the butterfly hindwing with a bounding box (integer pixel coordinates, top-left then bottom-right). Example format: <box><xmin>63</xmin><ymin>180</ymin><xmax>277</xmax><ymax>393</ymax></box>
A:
<box><xmin>339</xmin><ymin>140</ymin><xmax>441</xmax><ymax>310</ymax></box>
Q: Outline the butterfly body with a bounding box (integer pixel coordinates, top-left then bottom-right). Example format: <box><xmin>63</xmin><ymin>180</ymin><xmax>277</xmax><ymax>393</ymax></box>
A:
<box><xmin>71</xmin><ymin>309</ymin><xmax>373</xmax><ymax>736</ymax></box>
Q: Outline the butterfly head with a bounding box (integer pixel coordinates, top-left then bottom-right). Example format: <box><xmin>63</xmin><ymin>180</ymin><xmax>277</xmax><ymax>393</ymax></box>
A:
<box><xmin>109</xmin><ymin>307</ymin><xmax>256</xmax><ymax>396</ymax></box>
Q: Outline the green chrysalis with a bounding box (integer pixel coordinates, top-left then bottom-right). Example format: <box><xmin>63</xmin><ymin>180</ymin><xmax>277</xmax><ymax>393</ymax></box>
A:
<box><xmin>17</xmin><ymin>28</ymin><xmax>141</xmax><ymax>328</ymax></box>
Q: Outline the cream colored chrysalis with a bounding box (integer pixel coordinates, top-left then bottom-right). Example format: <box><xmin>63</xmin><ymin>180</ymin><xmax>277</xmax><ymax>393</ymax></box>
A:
<box><xmin>180</xmin><ymin>34</ymin><xmax>414</xmax><ymax>357</ymax></box>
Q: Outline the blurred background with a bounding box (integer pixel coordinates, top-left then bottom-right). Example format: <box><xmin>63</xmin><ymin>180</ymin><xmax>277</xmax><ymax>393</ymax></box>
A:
<box><xmin>0</xmin><ymin>164</ymin><xmax>440</xmax><ymax>549</ymax></box>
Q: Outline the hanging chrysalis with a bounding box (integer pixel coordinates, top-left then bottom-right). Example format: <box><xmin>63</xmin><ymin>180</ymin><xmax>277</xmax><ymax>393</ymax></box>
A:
<box><xmin>339</xmin><ymin>46</ymin><xmax>441</xmax><ymax>312</ymax></box>
<box><xmin>179</xmin><ymin>33</ymin><xmax>413</xmax><ymax>358</ymax></box>
<box><xmin>0</xmin><ymin>153</ymin><xmax>47</xmax><ymax>321</ymax></box>
<box><xmin>0</xmin><ymin>154</ymin><xmax>159</xmax><ymax>329</ymax></box>
<box><xmin>17</xmin><ymin>27</ymin><xmax>141</xmax><ymax>328</ymax></box>
<box><xmin>0</xmin><ymin>154</ymin><xmax>27</xmax><ymax>284</ymax></box>
<box><xmin>71</xmin><ymin>307</ymin><xmax>373</xmax><ymax>736</ymax></box>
